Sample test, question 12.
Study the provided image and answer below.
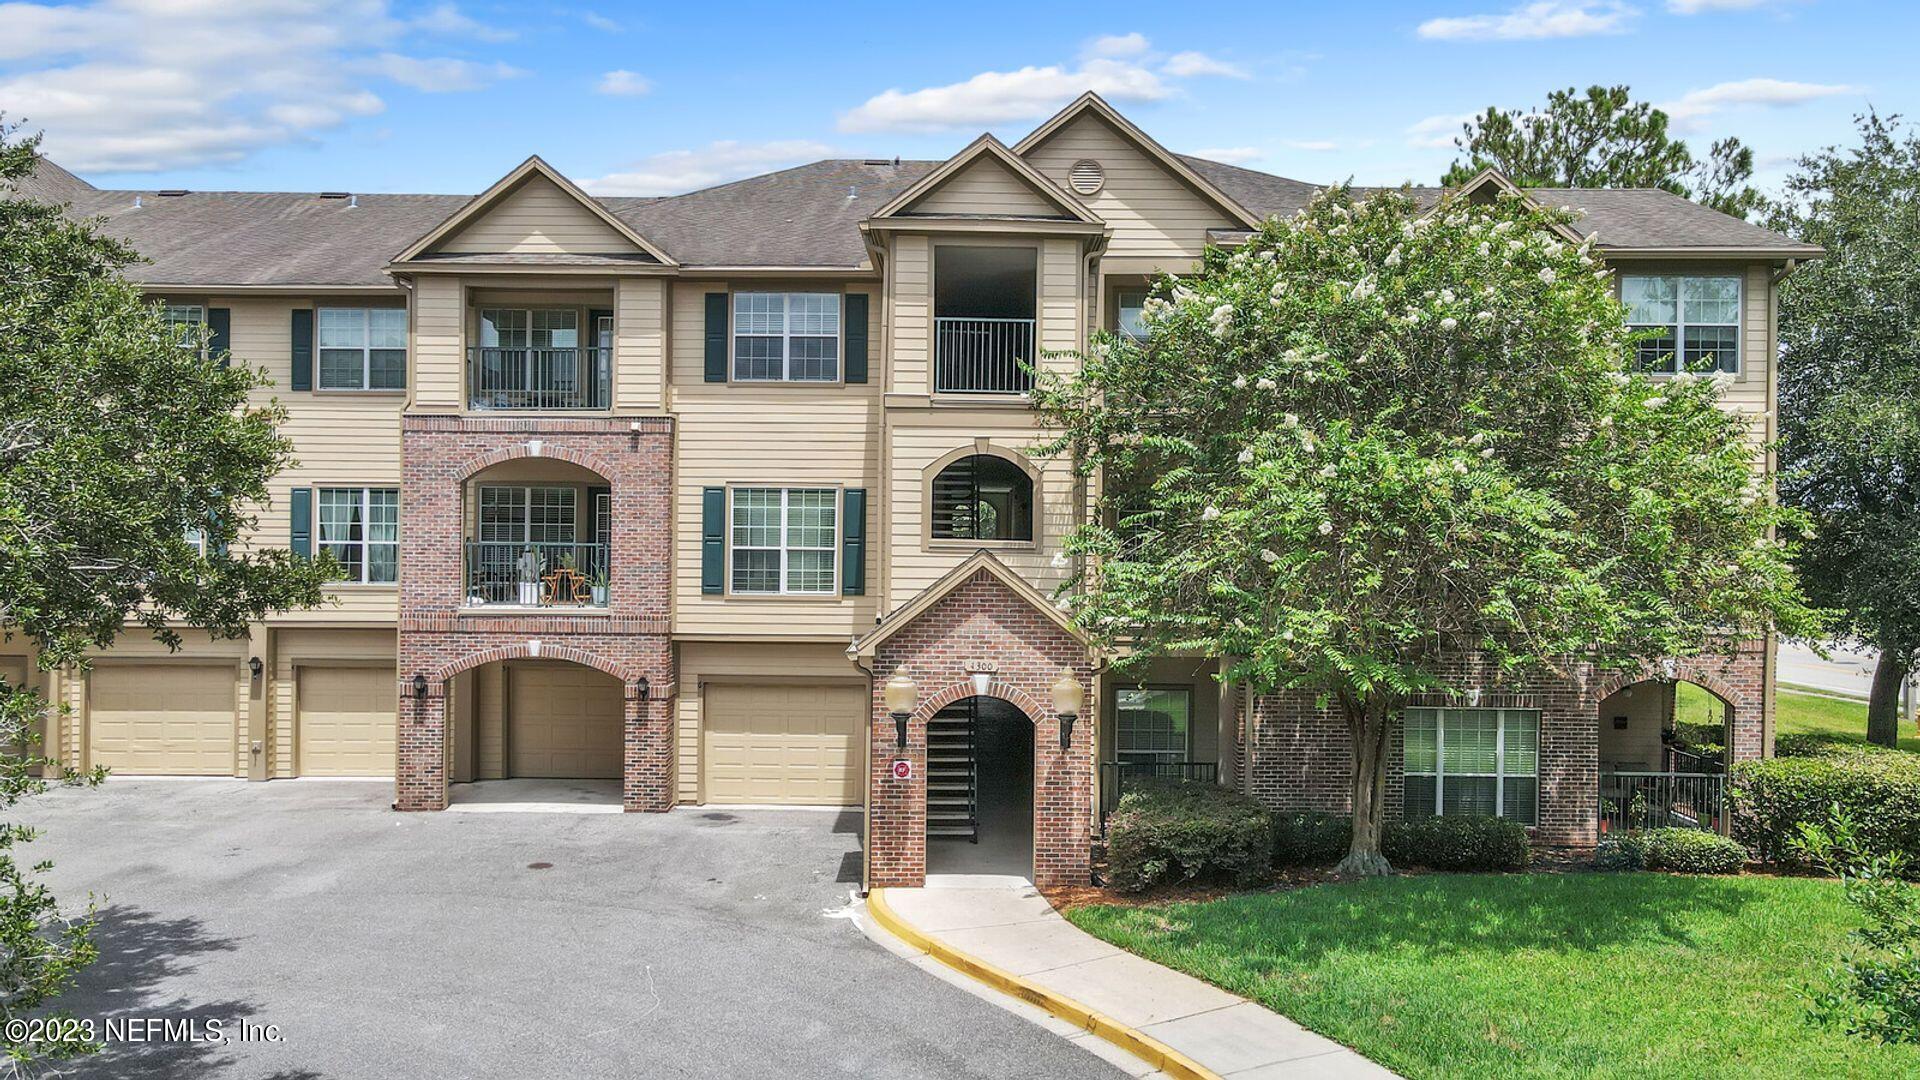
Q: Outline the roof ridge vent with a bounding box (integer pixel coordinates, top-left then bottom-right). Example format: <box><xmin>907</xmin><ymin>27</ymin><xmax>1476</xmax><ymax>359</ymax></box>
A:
<box><xmin>156</xmin><ymin>188</ymin><xmax>188</xmax><ymax>197</ymax></box>
<box><xmin>319</xmin><ymin>191</ymin><xmax>351</xmax><ymax>199</ymax></box>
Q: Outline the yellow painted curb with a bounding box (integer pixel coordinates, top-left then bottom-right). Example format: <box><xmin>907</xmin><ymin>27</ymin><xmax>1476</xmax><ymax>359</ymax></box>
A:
<box><xmin>867</xmin><ymin>888</ymin><xmax>1223</xmax><ymax>1080</ymax></box>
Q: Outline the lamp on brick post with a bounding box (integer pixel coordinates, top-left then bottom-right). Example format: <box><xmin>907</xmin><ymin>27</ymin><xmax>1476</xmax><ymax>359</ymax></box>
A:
<box><xmin>1051</xmin><ymin>670</ymin><xmax>1083</xmax><ymax>751</ymax></box>
<box><xmin>884</xmin><ymin>667</ymin><xmax>917</xmax><ymax>750</ymax></box>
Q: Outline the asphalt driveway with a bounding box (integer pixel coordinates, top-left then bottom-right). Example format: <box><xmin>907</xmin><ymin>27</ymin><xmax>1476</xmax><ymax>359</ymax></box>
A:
<box><xmin>17</xmin><ymin>780</ymin><xmax>1121</xmax><ymax>1079</ymax></box>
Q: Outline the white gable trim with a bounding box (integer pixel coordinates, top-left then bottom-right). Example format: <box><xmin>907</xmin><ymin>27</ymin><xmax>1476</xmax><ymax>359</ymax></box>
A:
<box><xmin>393</xmin><ymin>155</ymin><xmax>678</xmax><ymax>267</ymax></box>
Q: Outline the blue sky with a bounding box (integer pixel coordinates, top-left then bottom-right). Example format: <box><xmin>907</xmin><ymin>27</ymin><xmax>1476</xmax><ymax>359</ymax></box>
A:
<box><xmin>0</xmin><ymin>0</ymin><xmax>1904</xmax><ymax>199</ymax></box>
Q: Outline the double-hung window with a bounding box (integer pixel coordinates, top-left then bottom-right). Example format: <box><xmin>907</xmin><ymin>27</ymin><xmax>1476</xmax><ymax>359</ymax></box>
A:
<box><xmin>1115</xmin><ymin>688</ymin><xmax>1192</xmax><ymax>765</ymax></box>
<box><xmin>318</xmin><ymin>307</ymin><xmax>407</xmax><ymax>390</ymax></box>
<box><xmin>1403</xmin><ymin>707</ymin><xmax>1539</xmax><ymax>824</ymax></box>
<box><xmin>161</xmin><ymin>304</ymin><xmax>204</xmax><ymax>355</ymax></box>
<box><xmin>1115</xmin><ymin>290</ymin><xmax>1150</xmax><ymax>342</ymax></box>
<box><xmin>733</xmin><ymin>293</ymin><xmax>840</xmax><ymax>382</ymax></box>
<box><xmin>477</xmin><ymin>486</ymin><xmax>578</xmax><ymax>547</ymax></box>
<box><xmin>317</xmin><ymin>487</ymin><xmax>398</xmax><ymax>584</ymax></box>
<box><xmin>1622</xmin><ymin>274</ymin><xmax>1741</xmax><ymax>375</ymax></box>
<box><xmin>730</xmin><ymin>488</ymin><xmax>836</xmax><ymax>594</ymax></box>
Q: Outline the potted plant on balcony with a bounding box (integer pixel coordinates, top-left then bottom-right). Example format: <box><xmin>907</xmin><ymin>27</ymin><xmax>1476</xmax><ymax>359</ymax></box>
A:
<box><xmin>515</xmin><ymin>545</ymin><xmax>541</xmax><ymax>606</ymax></box>
<box><xmin>590</xmin><ymin>567</ymin><xmax>609</xmax><ymax>607</ymax></box>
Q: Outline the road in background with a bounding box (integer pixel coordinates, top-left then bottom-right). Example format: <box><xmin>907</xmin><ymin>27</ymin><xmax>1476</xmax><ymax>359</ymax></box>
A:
<box><xmin>1779</xmin><ymin>639</ymin><xmax>1876</xmax><ymax>699</ymax></box>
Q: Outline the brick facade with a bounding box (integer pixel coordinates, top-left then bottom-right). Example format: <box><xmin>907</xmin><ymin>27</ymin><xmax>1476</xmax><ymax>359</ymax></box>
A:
<box><xmin>868</xmin><ymin>569</ymin><xmax>1094</xmax><ymax>890</ymax></box>
<box><xmin>1244</xmin><ymin>640</ymin><xmax>1770</xmax><ymax>847</ymax></box>
<box><xmin>395</xmin><ymin>415</ymin><xmax>677</xmax><ymax>812</ymax></box>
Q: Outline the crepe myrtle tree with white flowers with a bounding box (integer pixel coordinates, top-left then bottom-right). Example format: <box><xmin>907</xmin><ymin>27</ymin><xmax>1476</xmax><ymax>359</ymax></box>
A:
<box><xmin>1032</xmin><ymin>186</ymin><xmax>1818</xmax><ymax>876</ymax></box>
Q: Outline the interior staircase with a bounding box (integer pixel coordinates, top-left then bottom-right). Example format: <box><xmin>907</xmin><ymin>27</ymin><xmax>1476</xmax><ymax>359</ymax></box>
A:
<box><xmin>925</xmin><ymin>700</ymin><xmax>978</xmax><ymax>842</ymax></box>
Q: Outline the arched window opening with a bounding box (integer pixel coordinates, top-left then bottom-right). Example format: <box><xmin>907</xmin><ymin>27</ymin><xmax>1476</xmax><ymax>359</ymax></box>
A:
<box><xmin>931</xmin><ymin>455</ymin><xmax>1033</xmax><ymax>541</ymax></box>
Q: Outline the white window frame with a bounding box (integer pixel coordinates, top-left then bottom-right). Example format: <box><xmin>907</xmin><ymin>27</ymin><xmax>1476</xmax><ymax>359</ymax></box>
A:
<box><xmin>317</xmin><ymin>306</ymin><xmax>408</xmax><ymax>391</ymax></box>
<box><xmin>1115</xmin><ymin>289</ymin><xmax>1150</xmax><ymax>342</ymax></box>
<box><xmin>316</xmin><ymin>486</ymin><xmax>399</xmax><ymax>585</ymax></box>
<box><xmin>160</xmin><ymin>303</ymin><xmax>205</xmax><ymax>357</ymax></box>
<box><xmin>476</xmin><ymin>485</ymin><xmax>578</xmax><ymax>547</ymax></box>
<box><xmin>1115</xmin><ymin>687</ymin><xmax>1193</xmax><ymax>765</ymax></box>
<box><xmin>1622</xmin><ymin>273</ymin><xmax>1742</xmax><ymax>376</ymax></box>
<box><xmin>728</xmin><ymin>487</ymin><xmax>838</xmax><ymax>595</ymax></box>
<box><xmin>1403</xmin><ymin>706</ymin><xmax>1539</xmax><ymax>824</ymax></box>
<box><xmin>731</xmin><ymin>292</ymin><xmax>841</xmax><ymax>383</ymax></box>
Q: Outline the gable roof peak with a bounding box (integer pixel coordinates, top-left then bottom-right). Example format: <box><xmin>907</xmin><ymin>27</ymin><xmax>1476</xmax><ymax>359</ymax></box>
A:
<box><xmin>868</xmin><ymin>131</ymin><xmax>1101</xmax><ymax>223</ymax></box>
<box><xmin>392</xmin><ymin>153</ymin><xmax>678</xmax><ymax>266</ymax></box>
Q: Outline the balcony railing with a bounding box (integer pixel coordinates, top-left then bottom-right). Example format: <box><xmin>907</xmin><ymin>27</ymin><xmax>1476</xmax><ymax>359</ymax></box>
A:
<box><xmin>1598</xmin><ymin>770</ymin><xmax>1726</xmax><ymax>834</ymax></box>
<box><xmin>935</xmin><ymin>317</ymin><xmax>1036</xmax><ymax>395</ymax></box>
<box><xmin>463</xmin><ymin>541</ymin><xmax>608</xmax><ymax>608</ymax></box>
<box><xmin>467</xmin><ymin>347</ymin><xmax>609</xmax><ymax>411</ymax></box>
<box><xmin>1099</xmin><ymin>760</ymin><xmax>1220</xmax><ymax>825</ymax></box>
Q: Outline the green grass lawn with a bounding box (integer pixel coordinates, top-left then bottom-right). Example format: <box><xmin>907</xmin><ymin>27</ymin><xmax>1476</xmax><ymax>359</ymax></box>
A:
<box><xmin>1067</xmin><ymin>874</ymin><xmax>1920</xmax><ymax>1079</ymax></box>
<box><xmin>1676</xmin><ymin>682</ymin><xmax>1920</xmax><ymax>754</ymax></box>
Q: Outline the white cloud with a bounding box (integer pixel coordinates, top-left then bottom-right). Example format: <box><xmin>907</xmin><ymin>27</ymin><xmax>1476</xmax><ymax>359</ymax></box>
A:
<box><xmin>582</xmin><ymin>12</ymin><xmax>623</xmax><ymax>32</ymax></box>
<box><xmin>1162</xmin><ymin>51</ymin><xmax>1249</xmax><ymax>79</ymax></box>
<box><xmin>1660</xmin><ymin>77</ymin><xmax>1858</xmax><ymax>129</ymax></box>
<box><xmin>1191</xmin><ymin>146</ymin><xmax>1263</xmax><ymax>163</ymax></box>
<box><xmin>1668</xmin><ymin>0</ymin><xmax>1766</xmax><ymax>10</ymax></box>
<box><xmin>581</xmin><ymin>140</ymin><xmax>835</xmax><ymax>196</ymax></box>
<box><xmin>0</xmin><ymin>0</ymin><xmax>525</xmax><ymax>173</ymax></box>
<box><xmin>410</xmin><ymin>3</ymin><xmax>515</xmax><ymax>42</ymax></box>
<box><xmin>1417</xmin><ymin>1</ymin><xmax>1637</xmax><ymax>41</ymax></box>
<box><xmin>1406</xmin><ymin>113</ymin><xmax>1473</xmax><ymax>149</ymax></box>
<box><xmin>1085</xmin><ymin>32</ymin><xmax>1150</xmax><ymax>58</ymax></box>
<box><xmin>840</xmin><ymin>58</ymin><xmax>1170</xmax><ymax>133</ymax></box>
<box><xmin>596</xmin><ymin>69</ymin><xmax>652</xmax><ymax>96</ymax></box>
<box><xmin>366</xmin><ymin>54</ymin><xmax>522</xmax><ymax>93</ymax></box>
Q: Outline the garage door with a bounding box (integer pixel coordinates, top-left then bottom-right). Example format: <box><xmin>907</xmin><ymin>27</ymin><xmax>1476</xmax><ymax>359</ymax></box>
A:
<box><xmin>89</xmin><ymin>665</ymin><xmax>236</xmax><ymax>775</ymax></box>
<box><xmin>298</xmin><ymin>666</ymin><xmax>397</xmax><ymax>777</ymax></box>
<box><xmin>703</xmin><ymin>683</ymin><xmax>866</xmax><ymax>805</ymax></box>
<box><xmin>509</xmin><ymin>664</ymin><xmax>622</xmax><ymax>779</ymax></box>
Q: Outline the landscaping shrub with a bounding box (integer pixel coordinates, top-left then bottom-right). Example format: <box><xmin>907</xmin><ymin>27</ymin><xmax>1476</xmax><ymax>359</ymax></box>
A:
<box><xmin>1106</xmin><ymin>779</ymin><xmax>1274</xmax><ymax>892</ymax></box>
<box><xmin>1382</xmin><ymin>815</ymin><xmax>1530</xmax><ymax>871</ymax></box>
<box><xmin>1597</xmin><ymin>828</ymin><xmax>1747</xmax><ymax>874</ymax></box>
<box><xmin>1731</xmin><ymin>747</ymin><xmax>1920</xmax><ymax>870</ymax></box>
<box><xmin>1271</xmin><ymin>810</ymin><xmax>1352</xmax><ymax>867</ymax></box>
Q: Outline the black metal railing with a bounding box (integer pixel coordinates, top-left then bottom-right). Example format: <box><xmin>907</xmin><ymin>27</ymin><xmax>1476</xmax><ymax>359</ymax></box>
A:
<box><xmin>935</xmin><ymin>317</ymin><xmax>1035</xmax><ymax>394</ymax></box>
<box><xmin>467</xmin><ymin>347</ymin><xmax>609</xmax><ymax>410</ymax></box>
<box><xmin>1598</xmin><ymin>771</ymin><xmax>1726</xmax><ymax>834</ymax></box>
<box><xmin>463</xmin><ymin>541</ymin><xmax>608</xmax><ymax>607</ymax></box>
<box><xmin>1099</xmin><ymin>760</ymin><xmax>1220</xmax><ymax>823</ymax></box>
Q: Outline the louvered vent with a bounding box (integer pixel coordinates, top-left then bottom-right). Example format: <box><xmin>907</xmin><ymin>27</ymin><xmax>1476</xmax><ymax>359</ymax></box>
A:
<box><xmin>1068</xmin><ymin>159</ymin><xmax>1104</xmax><ymax>195</ymax></box>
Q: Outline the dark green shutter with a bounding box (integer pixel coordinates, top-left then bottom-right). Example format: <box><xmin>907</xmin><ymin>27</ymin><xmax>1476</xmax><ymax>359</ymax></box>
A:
<box><xmin>844</xmin><ymin>293</ymin><xmax>868</xmax><ymax>384</ymax></box>
<box><xmin>207</xmin><ymin>307</ymin><xmax>231</xmax><ymax>367</ymax></box>
<box><xmin>289</xmin><ymin>487</ymin><xmax>312</xmax><ymax>559</ymax></box>
<box><xmin>290</xmin><ymin>308</ymin><xmax>313</xmax><ymax>391</ymax></box>
<box><xmin>701</xmin><ymin>487</ymin><xmax>725</xmax><ymax>594</ymax></box>
<box><xmin>841</xmin><ymin>488</ymin><xmax>866</xmax><ymax>596</ymax></box>
<box><xmin>703</xmin><ymin>293</ymin><xmax>728</xmax><ymax>383</ymax></box>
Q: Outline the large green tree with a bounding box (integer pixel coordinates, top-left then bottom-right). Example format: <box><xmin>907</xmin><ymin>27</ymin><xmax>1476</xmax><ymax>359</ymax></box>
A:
<box><xmin>1444</xmin><ymin>84</ymin><xmax>1764</xmax><ymax>219</ymax></box>
<box><xmin>0</xmin><ymin>125</ymin><xmax>331</xmax><ymax>1061</ymax></box>
<box><xmin>1773</xmin><ymin>112</ymin><xmax>1920</xmax><ymax>748</ymax></box>
<box><xmin>1034</xmin><ymin>187</ymin><xmax>1815</xmax><ymax>875</ymax></box>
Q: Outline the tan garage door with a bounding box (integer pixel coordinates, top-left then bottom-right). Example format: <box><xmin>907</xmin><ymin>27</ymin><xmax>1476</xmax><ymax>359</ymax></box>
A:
<box><xmin>89</xmin><ymin>665</ymin><xmax>235</xmax><ymax>775</ymax></box>
<box><xmin>509</xmin><ymin>664</ymin><xmax>622</xmax><ymax>779</ymax></box>
<box><xmin>703</xmin><ymin>683</ymin><xmax>865</xmax><ymax>805</ymax></box>
<box><xmin>298</xmin><ymin>666</ymin><xmax>397</xmax><ymax>777</ymax></box>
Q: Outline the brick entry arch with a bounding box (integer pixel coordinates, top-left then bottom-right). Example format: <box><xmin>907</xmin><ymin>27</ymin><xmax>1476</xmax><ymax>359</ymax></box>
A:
<box><xmin>866</xmin><ymin>565</ymin><xmax>1094</xmax><ymax>889</ymax></box>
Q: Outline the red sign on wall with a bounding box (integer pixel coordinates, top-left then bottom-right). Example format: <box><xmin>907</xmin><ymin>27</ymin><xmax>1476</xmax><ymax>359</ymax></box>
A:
<box><xmin>891</xmin><ymin>759</ymin><xmax>913</xmax><ymax>781</ymax></box>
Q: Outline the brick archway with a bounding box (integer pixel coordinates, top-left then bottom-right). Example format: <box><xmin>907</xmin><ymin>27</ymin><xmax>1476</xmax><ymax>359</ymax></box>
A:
<box><xmin>453</xmin><ymin>441</ymin><xmax>618</xmax><ymax>484</ymax></box>
<box><xmin>866</xmin><ymin>565</ymin><xmax>1094</xmax><ymax>890</ymax></box>
<box><xmin>426</xmin><ymin>642</ymin><xmax>638</xmax><ymax>692</ymax></box>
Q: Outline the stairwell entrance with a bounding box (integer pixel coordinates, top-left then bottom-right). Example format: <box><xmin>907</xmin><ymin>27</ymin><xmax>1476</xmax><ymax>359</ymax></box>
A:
<box><xmin>926</xmin><ymin>695</ymin><xmax>1034</xmax><ymax>878</ymax></box>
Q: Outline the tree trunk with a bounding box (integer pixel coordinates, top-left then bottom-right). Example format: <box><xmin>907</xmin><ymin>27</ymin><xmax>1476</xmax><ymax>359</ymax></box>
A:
<box><xmin>1335</xmin><ymin>694</ymin><xmax>1394</xmax><ymax>877</ymax></box>
<box><xmin>1867</xmin><ymin>650</ymin><xmax>1907</xmax><ymax>749</ymax></box>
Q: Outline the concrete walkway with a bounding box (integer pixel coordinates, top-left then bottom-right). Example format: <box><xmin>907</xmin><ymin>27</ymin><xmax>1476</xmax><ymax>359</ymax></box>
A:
<box><xmin>869</xmin><ymin>878</ymin><xmax>1395</xmax><ymax>1080</ymax></box>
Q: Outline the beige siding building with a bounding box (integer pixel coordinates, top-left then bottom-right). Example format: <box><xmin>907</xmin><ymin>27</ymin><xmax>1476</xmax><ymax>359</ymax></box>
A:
<box><xmin>3</xmin><ymin>94</ymin><xmax>1819</xmax><ymax>889</ymax></box>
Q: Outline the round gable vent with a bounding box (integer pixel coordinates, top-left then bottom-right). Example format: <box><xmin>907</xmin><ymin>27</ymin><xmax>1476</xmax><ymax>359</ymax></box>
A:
<box><xmin>1068</xmin><ymin>159</ymin><xmax>1105</xmax><ymax>195</ymax></box>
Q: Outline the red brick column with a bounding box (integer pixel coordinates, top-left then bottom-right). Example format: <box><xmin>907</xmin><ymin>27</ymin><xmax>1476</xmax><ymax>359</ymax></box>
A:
<box><xmin>868</xmin><ymin>569</ymin><xmax>1093</xmax><ymax>890</ymax></box>
<box><xmin>396</xmin><ymin>680</ymin><xmax>448</xmax><ymax>811</ymax></box>
<box><xmin>623</xmin><ymin>691</ymin><xmax>675</xmax><ymax>813</ymax></box>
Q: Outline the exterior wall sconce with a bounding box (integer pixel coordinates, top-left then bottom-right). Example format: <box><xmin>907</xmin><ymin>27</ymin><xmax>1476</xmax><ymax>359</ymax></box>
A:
<box><xmin>412</xmin><ymin>674</ymin><xmax>429</xmax><ymax>699</ymax></box>
<box><xmin>636</xmin><ymin>677</ymin><xmax>650</xmax><ymax>702</ymax></box>
<box><xmin>1051</xmin><ymin>670</ymin><xmax>1084</xmax><ymax>751</ymax></box>
<box><xmin>884</xmin><ymin>667</ymin><xmax>917</xmax><ymax>749</ymax></box>
<box><xmin>247</xmin><ymin>656</ymin><xmax>263</xmax><ymax>678</ymax></box>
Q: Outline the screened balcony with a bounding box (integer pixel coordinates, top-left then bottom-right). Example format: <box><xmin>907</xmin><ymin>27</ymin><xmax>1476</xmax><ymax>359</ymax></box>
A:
<box><xmin>467</xmin><ymin>304</ymin><xmax>611</xmax><ymax>411</ymax></box>
<box><xmin>934</xmin><ymin>246</ymin><xmax>1037</xmax><ymax>395</ymax></box>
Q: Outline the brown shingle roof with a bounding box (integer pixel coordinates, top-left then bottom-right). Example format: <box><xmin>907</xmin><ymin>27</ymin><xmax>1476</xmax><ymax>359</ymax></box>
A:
<box><xmin>14</xmin><ymin>150</ymin><xmax>1813</xmax><ymax>288</ymax></box>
